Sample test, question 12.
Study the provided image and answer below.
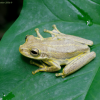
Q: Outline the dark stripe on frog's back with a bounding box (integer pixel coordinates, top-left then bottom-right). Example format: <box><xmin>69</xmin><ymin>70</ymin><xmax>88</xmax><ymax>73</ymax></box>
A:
<box><xmin>33</xmin><ymin>39</ymin><xmax>89</xmax><ymax>59</ymax></box>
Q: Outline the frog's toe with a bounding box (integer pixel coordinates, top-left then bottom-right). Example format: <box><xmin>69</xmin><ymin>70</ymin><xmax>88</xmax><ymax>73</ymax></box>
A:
<box><xmin>55</xmin><ymin>73</ymin><xmax>63</xmax><ymax>77</ymax></box>
<box><xmin>32</xmin><ymin>71</ymin><xmax>36</xmax><ymax>75</ymax></box>
<box><xmin>35</xmin><ymin>28</ymin><xmax>39</xmax><ymax>32</ymax></box>
<box><xmin>55</xmin><ymin>73</ymin><xmax>66</xmax><ymax>78</ymax></box>
<box><xmin>62</xmin><ymin>75</ymin><xmax>66</xmax><ymax>78</ymax></box>
<box><xmin>52</xmin><ymin>24</ymin><xmax>56</xmax><ymax>28</ymax></box>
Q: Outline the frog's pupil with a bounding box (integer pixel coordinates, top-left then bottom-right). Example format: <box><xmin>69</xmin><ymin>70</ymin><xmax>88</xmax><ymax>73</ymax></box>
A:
<box><xmin>31</xmin><ymin>50</ymin><xmax>37</xmax><ymax>54</ymax></box>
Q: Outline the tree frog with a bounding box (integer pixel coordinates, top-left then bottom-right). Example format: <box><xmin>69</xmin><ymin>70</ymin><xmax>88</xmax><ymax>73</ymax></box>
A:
<box><xmin>19</xmin><ymin>25</ymin><xmax>96</xmax><ymax>78</ymax></box>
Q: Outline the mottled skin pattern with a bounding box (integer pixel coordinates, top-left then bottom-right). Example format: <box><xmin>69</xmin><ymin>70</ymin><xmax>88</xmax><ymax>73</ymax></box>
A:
<box><xmin>19</xmin><ymin>25</ymin><xmax>96</xmax><ymax>78</ymax></box>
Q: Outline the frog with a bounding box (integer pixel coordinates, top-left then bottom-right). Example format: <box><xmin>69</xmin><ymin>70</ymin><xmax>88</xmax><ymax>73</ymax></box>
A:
<box><xmin>19</xmin><ymin>25</ymin><xmax>96</xmax><ymax>78</ymax></box>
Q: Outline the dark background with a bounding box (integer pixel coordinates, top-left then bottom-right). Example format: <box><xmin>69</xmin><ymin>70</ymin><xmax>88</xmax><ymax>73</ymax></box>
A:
<box><xmin>0</xmin><ymin>0</ymin><xmax>23</xmax><ymax>40</ymax></box>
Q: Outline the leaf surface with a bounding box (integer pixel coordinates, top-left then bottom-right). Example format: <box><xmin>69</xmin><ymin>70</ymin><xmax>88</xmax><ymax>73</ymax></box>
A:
<box><xmin>0</xmin><ymin>0</ymin><xmax>100</xmax><ymax>100</ymax></box>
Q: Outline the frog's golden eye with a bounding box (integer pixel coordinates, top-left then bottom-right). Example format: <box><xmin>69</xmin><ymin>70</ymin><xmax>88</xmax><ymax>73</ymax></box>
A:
<box><xmin>30</xmin><ymin>48</ymin><xmax>39</xmax><ymax>57</ymax></box>
<box><xmin>25</xmin><ymin>35</ymin><xmax>29</xmax><ymax>41</ymax></box>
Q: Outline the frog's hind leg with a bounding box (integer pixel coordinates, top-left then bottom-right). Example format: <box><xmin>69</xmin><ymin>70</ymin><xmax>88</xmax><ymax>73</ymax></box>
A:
<box><xmin>44</xmin><ymin>25</ymin><xmax>62</xmax><ymax>37</ymax></box>
<box><xmin>53</xmin><ymin>25</ymin><xmax>93</xmax><ymax>46</ymax></box>
<box><xmin>44</xmin><ymin>29</ymin><xmax>58</xmax><ymax>37</ymax></box>
<box><xmin>55</xmin><ymin>51</ymin><xmax>96</xmax><ymax>78</ymax></box>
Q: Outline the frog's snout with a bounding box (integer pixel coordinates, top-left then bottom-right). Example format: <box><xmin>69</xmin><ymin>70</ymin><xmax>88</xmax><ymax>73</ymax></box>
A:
<box><xmin>19</xmin><ymin>45</ymin><xmax>28</xmax><ymax>53</ymax></box>
<box><xmin>19</xmin><ymin>45</ymin><xmax>24</xmax><ymax>52</ymax></box>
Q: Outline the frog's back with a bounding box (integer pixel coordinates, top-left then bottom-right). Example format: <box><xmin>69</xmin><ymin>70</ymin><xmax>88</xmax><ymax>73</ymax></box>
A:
<box><xmin>34</xmin><ymin>39</ymin><xmax>89</xmax><ymax>59</ymax></box>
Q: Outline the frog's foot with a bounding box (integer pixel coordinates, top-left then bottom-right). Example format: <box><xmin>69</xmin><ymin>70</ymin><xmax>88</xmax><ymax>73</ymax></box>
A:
<box><xmin>32</xmin><ymin>68</ymin><xmax>47</xmax><ymax>75</ymax></box>
<box><xmin>44</xmin><ymin>29</ymin><xmax>58</xmax><ymax>36</ymax></box>
<box><xmin>32</xmin><ymin>63</ymin><xmax>61</xmax><ymax>75</ymax></box>
<box><xmin>44</xmin><ymin>25</ymin><xmax>65</xmax><ymax>38</ymax></box>
<box><xmin>44</xmin><ymin>25</ymin><xmax>61</xmax><ymax>36</ymax></box>
<box><xmin>32</xmin><ymin>69</ymin><xmax>41</xmax><ymax>75</ymax></box>
<box><xmin>55</xmin><ymin>73</ymin><xmax>63</xmax><ymax>76</ymax></box>
<box><xmin>55</xmin><ymin>73</ymin><xmax>66</xmax><ymax>78</ymax></box>
<box><xmin>52</xmin><ymin>24</ymin><xmax>61</xmax><ymax>33</ymax></box>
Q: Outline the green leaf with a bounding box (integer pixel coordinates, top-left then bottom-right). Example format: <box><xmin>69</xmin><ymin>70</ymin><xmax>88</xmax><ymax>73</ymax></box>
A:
<box><xmin>0</xmin><ymin>0</ymin><xmax>100</xmax><ymax>100</ymax></box>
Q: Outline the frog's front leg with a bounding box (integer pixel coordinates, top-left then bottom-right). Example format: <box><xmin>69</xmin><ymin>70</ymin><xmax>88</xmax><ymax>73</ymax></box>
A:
<box><xmin>35</xmin><ymin>28</ymin><xmax>44</xmax><ymax>40</ymax></box>
<box><xmin>56</xmin><ymin>51</ymin><xmax>96</xmax><ymax>78</ymax></box>
<box><xmin>31</xmin><ymin>60</ymin><xmax>61</xmax><ymax>75</ymax></box>
<box><xmin>30</xmin><ymin>60</ymin><xmax>46</xmax><ymax>68</ymax></box>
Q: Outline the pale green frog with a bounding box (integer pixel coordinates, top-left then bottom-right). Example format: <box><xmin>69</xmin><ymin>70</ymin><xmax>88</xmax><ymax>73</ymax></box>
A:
<box><xmin>19</xmin><ymin>25</ymin><xmax>96</xmax><ymax>78</ymax></box>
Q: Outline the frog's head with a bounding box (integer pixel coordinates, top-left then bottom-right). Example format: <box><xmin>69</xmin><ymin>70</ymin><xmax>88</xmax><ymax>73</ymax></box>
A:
<box><xmin>19</xmin><ymin>35</ymin><xmax>49</xmax><ymax>60</ymax></box>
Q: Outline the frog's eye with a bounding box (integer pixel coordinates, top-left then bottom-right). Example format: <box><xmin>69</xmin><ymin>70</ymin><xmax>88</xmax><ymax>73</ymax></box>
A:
<box><xmin>30</xmin><ymin>48</ymin><xmax>39</xmax><ymax>57</ymax></box>
<box><xmin>25</xmin><ymin>35</ymin><xmax>29</xmax><ymax>41</ymax></box>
